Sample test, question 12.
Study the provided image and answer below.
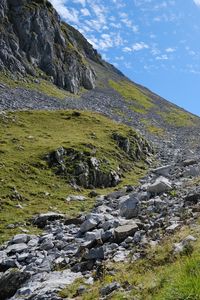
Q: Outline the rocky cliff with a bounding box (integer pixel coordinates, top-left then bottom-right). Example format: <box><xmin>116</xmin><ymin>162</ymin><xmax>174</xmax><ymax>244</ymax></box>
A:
<box><xmin>0</xmin><ymin>0</ymin><xmax>111</xmax><ymax>93</ymax></box>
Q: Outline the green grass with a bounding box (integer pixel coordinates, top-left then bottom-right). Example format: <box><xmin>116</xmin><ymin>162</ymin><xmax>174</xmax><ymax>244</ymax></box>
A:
<box><xmin>141</xmin><ymin>118</ymin><xmax>165</xmax><ymax>136</ymax></box>
<box><xmin>0</xmin><ymin>72</ymin><xmax>80</xmax><ymax>99</ymax></box>
<box><xmin>109</xmin><ymin>80</ymin><xmax>155</xmax><ymax>112</ymax></box>
<box><xmin>0</xmin><ymin>110</ymin><xmax>149</xmax><ymax>243</ymax></box>
<box><xmin>158</xmin><ymin>107</ymin><xmax>197</xmax><ymax>127</ymax></box>
<box><xmin>128</xmin><ymin>105</ymin><xmax>147</xmax><ymax>114</ymax></box>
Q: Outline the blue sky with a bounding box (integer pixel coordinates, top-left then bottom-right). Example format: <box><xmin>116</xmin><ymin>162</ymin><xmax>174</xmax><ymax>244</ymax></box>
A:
<box><xmin>50</xmin><ymin>0</ymin><xmax>200</xmax><ymax>116</ymax></box>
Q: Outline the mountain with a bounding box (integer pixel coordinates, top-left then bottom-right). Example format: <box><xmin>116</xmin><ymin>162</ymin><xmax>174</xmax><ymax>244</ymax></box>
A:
<box><xmin>1</xmin><ymin>1</ymin><xmax>200</xmax><ymax>300</ymax></box>
<box><xmin>0</xmin><ymin>0</ymin><xmax>199</xmax><ymax>148</ymax></box>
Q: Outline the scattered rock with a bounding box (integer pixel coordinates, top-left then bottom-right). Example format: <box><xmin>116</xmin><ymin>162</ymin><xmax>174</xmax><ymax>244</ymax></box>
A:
<box><xmin>65</xmin><ymin>195</ymin><xmax>86</xmax><ymax>201</ymax></box>
<box><xmin>114</xmin><ymin>223</ymin><xmax>138</xmax><ymax>243</ymax></box>
<box><xmin>32</xmin><ymin>212</ymin><xmax>65</xmax><ymax>228</ymax></box>
<box><xmin>85</xmin><ymin>246</ymin><xmax>104</xmax><ymax>260</ymax></box>
<box><xmin>152</xmin><ymin>165</ymin><xmax>172</xmax><ymax>177</ymax></box>
<box><xmin>100</xmin><ymin>282</ymin><xmax>121</xmax><ymax>297</ymax></box>
<box><xmin>166</xmin><ymin>223</ymin><xmax>180</xmax><ymax>233</ymax></box>
<box><xmin>148</xmin><ymin>176</ymin><xmax>172</xmax><ymax>194</ymax></box>
<box><xmin>119</xmin><ymin>194</ymin><xmax>139</xmax><ymax>219</ymax></box>
<box><xmin>11</xmin><ymin>234</ymin><xmax>30</xmax><ymax>244</ymax></box>
<box><xmin>80</xmin><ymin>218</ymin><xmax>98</xmax><ymax>233</ymax></box>
<box><xmin>184</xmin><ymin>190</ymin><xmax>200</xmax><ymax>205</ymax></box>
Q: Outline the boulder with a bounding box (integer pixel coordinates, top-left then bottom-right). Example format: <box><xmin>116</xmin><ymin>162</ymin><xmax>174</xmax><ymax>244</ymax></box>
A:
<box><xmin>11</xmin><ymin>234</ymin><xmax>30</xmax><ymax>244</ymax></box>
<box><xmin>119</xmin><ymin>194</ymin><xmax>139</xmax><ymax>219</ymax></box>
<box><xmin>0</xmin><ymin>270</ymin><xmax>30</xmax><ymax>300</ymax></box>
<box><xmin>6</xmin><ymin>243</ymin><xmax>28</xmax><ymax>254</ymax></box>
<box><xmin>152</xmin><ymin>165</ymin><xmax>172</xmax><ymax>177</ymax></box>
<box><xmin>85</xmin><ymin>246</ymin><xmax>104</xmax><ymax>260</ymax></box>
<box><xmin>147</xmin><ymin>176</ymin><xmax>172</xmax><ymax>194</ymax></box>
<box><xmin>32</xmin><ymin>212</ymin><xmax>65</xmax><ymax>228</ymax></box>
<box><xmin>182</xmin><ymin>158</ymin><xmax>198</xmax><ymax>167</ymax></box>
<box><xmin>183</xmin><ymin>165</ymin><xmax>200</xmax><ymax>177</ymax></box>
<box><xmin>85</xmin><ymin>229</ymin><xmax>104</xmax><ymax>241</ymax></box>
<box><xmin>114</xmin><ymin>223</ymin><xmax>138</xmax><ymax>242</ymax></box>
<box><xmin>184</xmin><ymin>190</ymin><xmax>200</xmax><ymax>205</ymax></box>
<box><xmin>166</xmin><ymin>223</ymin><xmax>180</xmax><ymax>233</ymax></box>
<box><xmin>80</xmin><ymin>218</ymin><xmax>98</xmax><ymax>233</ymax></box>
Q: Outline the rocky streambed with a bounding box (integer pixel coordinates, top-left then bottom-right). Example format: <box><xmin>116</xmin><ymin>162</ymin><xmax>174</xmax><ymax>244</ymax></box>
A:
<box><xmin>1</xmin><ymin>151</ymin><xmax>200</xmax><ymax>299</ymax></box>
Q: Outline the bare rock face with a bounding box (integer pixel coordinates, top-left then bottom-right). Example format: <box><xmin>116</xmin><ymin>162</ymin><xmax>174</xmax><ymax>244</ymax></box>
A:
<box><xmin>0</xmin><ymin>0</ymin><xmax>98</xmax><ymax>93</ymax></box>
<box><xmin>0</xmin><ymin>269</ymin><xmax>30</xmax><ymax>300</ymax></box>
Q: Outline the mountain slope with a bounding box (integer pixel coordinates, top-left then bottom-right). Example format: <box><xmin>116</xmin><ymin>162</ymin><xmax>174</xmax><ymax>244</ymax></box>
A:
<box><xmin>0</xmin><ymin>0</ymin><xmax>199</xmax><ymax>150</ymax></box>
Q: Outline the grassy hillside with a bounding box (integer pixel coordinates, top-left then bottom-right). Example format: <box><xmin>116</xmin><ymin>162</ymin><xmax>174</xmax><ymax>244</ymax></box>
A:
<box><xmin>0</xmin><ymin>110</ymin><xmax>150</xmax><ymax>243</ymax></box>
<box><xmin>109</xmin><ymin>79</ymin><xmax>199</xmax><ymax>131</ymax></box>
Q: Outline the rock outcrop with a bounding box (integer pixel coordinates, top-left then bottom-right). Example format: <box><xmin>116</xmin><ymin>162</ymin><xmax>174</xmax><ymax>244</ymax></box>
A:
<box><xmin>0</xmin><ymin>0</ymin><xmax>105</xmax><ymax>93</ymax></box>
<box><xmin>46</xmin><ymin>130</ymin><xmax>152</xmax><ymax>188</ymax></box>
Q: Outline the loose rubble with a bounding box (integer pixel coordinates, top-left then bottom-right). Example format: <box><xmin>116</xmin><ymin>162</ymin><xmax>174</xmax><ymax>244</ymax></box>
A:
<box><xmin>1</xmin><ymin>150</ymin><xmax>200</xmax><ymax>299</ymax></box>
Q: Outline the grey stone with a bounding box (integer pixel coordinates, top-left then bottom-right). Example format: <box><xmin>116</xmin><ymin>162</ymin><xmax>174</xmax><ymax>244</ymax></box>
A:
<box><xmin>65</xmin><ymin>195</ymin><xmax>86</xmax><ymax>201</ymax></box>
<box><xmin>17</xmin><ymin>253</ymin><xmax>29</xmax><ymax>262</ymax></box>
<box><xmin>152</xmin><ymin>165</ymin><xmax>172</xmax><ymax>177</ymax></box>
<box><xmin>174</xmin><ymin>235</ymin><xmax>196</xmax><ymax>254</ymax></box>
<box><xmin>114</xmin><ymin>223</ymin><xmax>138</xmax><ymax>242</ymax></box>
<box><xmin>32</xmin><ymin>212</ymin><xmax>65</xmax><ymax>228</ymax></box>
<box><xmin>100</xmin><ymin>282</ymin><xmax>121</xmax><ymax>296</ymax></box>
<box><xmin>6</xmin><ymin>243</ymin><xmax>28</xmax><ymax>254</ymax></box>
<box><xmin>119</xmin><ymin>195</ymin><xmax>139</xmax><ymax>219</ymax></box>
<box><xmin>80</xmin><ymin>218</ymin><xmax>98</xmax><ymax>233</ymax></box>
<box><xmin>113</xmin><ymin>250</ymin><xmax>129</xmax><ymax>262</ymax></box>
<box><xmin>0</xmin><ymin>270</ymin><xmax>30</xmax><ymax>300</ymax></box>
<box><xmin>184</xmin><ymin>190</ymin><xmax>200</xmax><ymax>205</ymax></box>
<box><xmin>85</xmin><ymin>229</ymin><xmax>104</xmax><ymax>241</ymax></box>
<box><xmin>182</xmin><ymin>158</ymin><xmax>198</xmax><ymax>167</ymax></box>
<box><xmin>27</xmin><ymin>237</ymin><xmax>39</xmax><ymax>248</ymax></box>
<box><xmin>11</xmin><ymin>234</ymin><xmax>29</xmax><ymax>244</ymax></box>
<box><xmin>39</xmin><ymin>240</ymin><xmax>54</xmax><ymax>251</ymax></box>
<box><xmin>147</xmin><ymin>176</ymin><xmax>172</xmax><ymax>194</ymax></box>
<box><xmin>166</xmin><ymin>223</ymin><xmax>180</xmax><ymax>233</ymax></box>
<box><xmin>0</xmin><ymin>258</ymin><xmax>17</xmax><ymax>271</ymax></box>
<box><xmin>85</xmin><ymin>246</ymin><xmax>104</xmax><ymax>260</ymax></box>
<box><xmin>183</xmin><ymin>165</ymin><xmax>200</xmax><ymax>177</ymax></box>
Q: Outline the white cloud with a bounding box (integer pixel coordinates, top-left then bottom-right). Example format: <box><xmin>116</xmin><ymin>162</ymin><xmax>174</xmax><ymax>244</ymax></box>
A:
<box><xmin>123</xmin><ymin>47</ymin><xmax>132</xmax><ymax>52</ymax></box>
<box><xmin>132</xmin><ymin>42</ymin><xmax>149</xmax><ymax>51</ymax></box>
<box><xmin>115</xmin><ymin>56</ymin><xmax>124</xmax><ymax>61</ymax></box>
<box><xmin>119</xmin><ymin>12</ymin><xmax>139</xmax><ymax>32</ymax></box>
<box><xmin>165</xmin><ymin>47</ymin><xmax>176</xmax><ymax>53</ymax></box>
<box><xmin>49</xmin><ymin>0</ymin><xmax>79</xmax><ymax>24</ymax></box>
<box><xmin>151</xmin><ymin>48</ymin><xmax>160</xmax><ymax>56</ymax></box>
<box><xmin>156</xmin><ymin>54</ymin><xmax>168</xmax><ymax>60</ymax></box>
<box><xmin>193</xmin><ymin>0</ymin><xmax>200</xmax><ymax>7</ymax></box>
<box><xmin>81</xmin><ymin>8</ymin><xmax>90</xmax><ymax>16</ymax></box>
<box><xmin>73</xmin><ymin>0</ymin><xmax>86</xmax><ymax>6</ymax></box>
<box><xmin>123</xmin><ymin>42</ymin><xmax>149</xmax><ymax>53</ymax></box>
